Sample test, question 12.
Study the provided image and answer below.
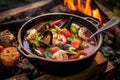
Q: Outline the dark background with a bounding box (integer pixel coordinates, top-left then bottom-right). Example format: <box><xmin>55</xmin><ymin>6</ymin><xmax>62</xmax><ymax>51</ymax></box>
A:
<box><xmin>0</xmin><ymin>0</ymin><xmax>120</xmax><ymax>17</ymax></box>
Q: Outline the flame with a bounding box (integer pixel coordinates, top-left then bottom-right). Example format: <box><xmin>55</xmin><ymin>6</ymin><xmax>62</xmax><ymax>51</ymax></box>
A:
<box><xmin>92</xmin><ymin>8</ymin><xmax>102</xmax><ymax>21</ymax></box>
<box><xmin>64</xmin><ymin>0</ymin><xmax>102</xmax><ymax>21</ymax></box>
<box><xmin>64</xmin><ymin>0</ymin><xmax>77</xmax><ymax>10</ymax></box>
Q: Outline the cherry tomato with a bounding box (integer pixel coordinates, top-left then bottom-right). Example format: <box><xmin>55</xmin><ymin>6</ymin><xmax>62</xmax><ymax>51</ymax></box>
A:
<box><xmin>71</xmin><ymin>39</ymin><xmax>82</xmax><ymax>48</ymax></box>
<box><xmin>61</xmin><ymin>29</ymin><xmax>71</xmax><ymax>37</ymax></box>
<box><xmin>50</xmin><ymin>47</ymin><xmax>59</xmax><ymax>54</ymax></box>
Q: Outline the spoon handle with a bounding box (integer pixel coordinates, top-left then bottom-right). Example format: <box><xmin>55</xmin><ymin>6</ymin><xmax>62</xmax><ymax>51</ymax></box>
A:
<box><xmin>90</xmin><ymin>17</ymin><xmax>120</xmax><ymax>39</ymax></box>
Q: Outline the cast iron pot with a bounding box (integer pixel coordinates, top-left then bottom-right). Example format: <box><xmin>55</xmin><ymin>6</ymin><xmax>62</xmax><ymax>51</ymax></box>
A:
<box><xmin>18</xmin><ymin>13</ymin><xmax>102</xmax><ymax>74</ymax></box>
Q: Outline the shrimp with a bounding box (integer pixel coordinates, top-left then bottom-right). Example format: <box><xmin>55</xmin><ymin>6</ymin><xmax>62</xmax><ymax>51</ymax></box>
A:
<box><xmin>78</xmin><ymin>27</ymin><xmax>88</xmax><ymax>40</ymax></box>
<box><xmin>52</xmin><ymin>33</ymin><xmax>67</xmax><ymax>46</ymax></box>
<box><xmin>52</xmin><ymin>50</ymin><xmax>68</xmax><ymax>60</ymax></box>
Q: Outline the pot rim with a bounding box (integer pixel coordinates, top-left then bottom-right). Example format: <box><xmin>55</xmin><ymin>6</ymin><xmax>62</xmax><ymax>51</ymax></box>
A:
<box><xmin>18</xmin><ymin>13</ymin><xmax>103</xmax><ymax>62</ymax></box>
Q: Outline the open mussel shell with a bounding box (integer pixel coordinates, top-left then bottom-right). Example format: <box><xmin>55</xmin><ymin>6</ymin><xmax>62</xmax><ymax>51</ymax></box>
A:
<box><xmin>39</xmin><ymin>30</ymin><xmax>53</xmax><ymax>47</ymax></box>
<box><xmin>60</xmin><ymin>16</ymin><xmax>73</xmax><ymax>30</ymax></box>
<box><xmin>39</xmin><ymin>41</ymin><xmax>50</xmax><ymax>47</ymax></box>
<box><xmin>38</xmin><ymin>22</ymin><xmax>51</xmax><ymax>35</ymax></box>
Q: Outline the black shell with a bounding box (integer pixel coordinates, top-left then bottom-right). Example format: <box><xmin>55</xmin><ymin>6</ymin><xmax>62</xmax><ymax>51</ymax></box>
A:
<box><xmin>60</xmin><ymin>16</ymin><xmax>73</xmax><ymax>30</ymax></box>
<box><xmin>38</xmin><ymin>22</ymin><xmax>51</xmax><ymax>35</ymax></box>
<box><xmin>39</xmin><ymin>30</ymin><xmax>53</xmax><ymax>47</ymax></box>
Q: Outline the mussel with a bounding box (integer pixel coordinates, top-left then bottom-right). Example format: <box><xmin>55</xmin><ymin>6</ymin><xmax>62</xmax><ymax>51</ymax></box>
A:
<box><xmin>39</xmin><ymin>30</ymin><xmax>53</xmax><ymax>47</ymax></box>
<box><xmin>60</xmin><ymin>16</ymin><xmax>73</xmax><ymax>30</ymax></box>
<box><xmin>38</xmin><ymin>22</ymin><xmax>51</xmax><ymax>35</ymax></box>
<box><xmin>38</xmin><ymin>19</ymin><xmax>62</xmax><ymax>35</ymax></box>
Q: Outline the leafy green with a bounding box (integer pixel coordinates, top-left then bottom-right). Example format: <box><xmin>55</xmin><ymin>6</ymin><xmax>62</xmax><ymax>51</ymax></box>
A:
<box><xmin>44</xmin><ymin>48</ymin><xmax>52</xmax><ymax>57</ymax></box>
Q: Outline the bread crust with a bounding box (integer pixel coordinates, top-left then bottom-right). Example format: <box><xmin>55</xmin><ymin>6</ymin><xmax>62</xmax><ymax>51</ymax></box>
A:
<box><xmin>0</xmin><ymin>47</ymin><xmax>20</xmax><ymax>66</ymax></box>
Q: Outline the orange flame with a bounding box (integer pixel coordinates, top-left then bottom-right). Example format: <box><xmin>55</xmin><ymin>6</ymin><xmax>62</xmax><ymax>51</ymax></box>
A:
<box><xmin>64</xmin><ymin>0</ymin><xmax>77</xmax><ymax>10</ymax></box>
<box><xmin>64</xmin><ymin>0</ymin><xmax>102</xmax><ymax>21</ymax></box>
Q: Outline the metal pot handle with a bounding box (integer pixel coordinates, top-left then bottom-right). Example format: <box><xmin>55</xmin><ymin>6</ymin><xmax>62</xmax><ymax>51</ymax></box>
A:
<box><xmin>82</xmin><ymin>17</ymin><xmax>100</xmax><ymax>27</ymax></box>
<box><xmin>18</xmin><ymin>45</ymin><xmax>39</xmax><ymax>59</ymax></box>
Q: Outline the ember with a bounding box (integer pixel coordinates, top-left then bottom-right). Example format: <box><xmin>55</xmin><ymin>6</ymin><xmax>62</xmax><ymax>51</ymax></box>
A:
<box><xmin>64</xmin><ymin>0</ymin><xmax>102</xmax><ymax>21</ymax></box>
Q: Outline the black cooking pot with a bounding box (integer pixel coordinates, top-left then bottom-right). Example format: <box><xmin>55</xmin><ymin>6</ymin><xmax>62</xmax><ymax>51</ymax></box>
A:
<box><xmin>18</xmin><ymin>13</ymin><xmax>102</xmax><ymax>74</ymax></box>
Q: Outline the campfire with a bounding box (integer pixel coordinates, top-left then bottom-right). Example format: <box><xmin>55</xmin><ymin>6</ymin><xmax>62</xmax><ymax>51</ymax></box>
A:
<box><xmin>64</xmin><ymin>0</ymin><xmax>102</xmax><ymax>21</ymax></box>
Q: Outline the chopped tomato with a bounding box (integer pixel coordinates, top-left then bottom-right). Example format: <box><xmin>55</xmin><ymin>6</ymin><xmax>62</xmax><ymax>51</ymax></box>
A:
<box><xmin>71</xmin><ymin>39</ymin><xmax>82</xmax><ymax>48</ymax></box>
<box><xmin>78</xmin><ymin>50</ymin><xmax>87</xmax><ymax>55</ymax></box>
<box><xmin>50</xmin><ymin>47</ymin><xmax>59</xmax><ymax>54</ymax></box>
<box><xmin>69</xmin><ymin>52</ymin><xmax>80</xmax><ymax>59</ymax></box>
<box><xmin>0</xmin><ymin>45</ymin><xmax>4</xmax><ymax>52</ymax></box>
<box><xmin>61</xmin><ymin>29</ymin><xmax>71</xmax><ymax>37</ymax></box>
<box><xmin>69</xmin><ymin>50</ymin><xmax>86</xmax><ymax>59</ymax></box>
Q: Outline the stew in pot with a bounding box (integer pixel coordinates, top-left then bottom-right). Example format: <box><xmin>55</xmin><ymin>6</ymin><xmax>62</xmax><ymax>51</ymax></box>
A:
<box><xmin>23</xmin><ymin>19</ymin><xmax>97</xmax><ymax>60</ymax></box>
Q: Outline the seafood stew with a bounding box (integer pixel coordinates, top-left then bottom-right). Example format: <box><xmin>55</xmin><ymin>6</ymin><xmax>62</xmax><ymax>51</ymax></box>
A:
<box><xmin>23</xmin><ymin>19</ymin><xmax>97</xmax><ymax>61</ymax></box>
